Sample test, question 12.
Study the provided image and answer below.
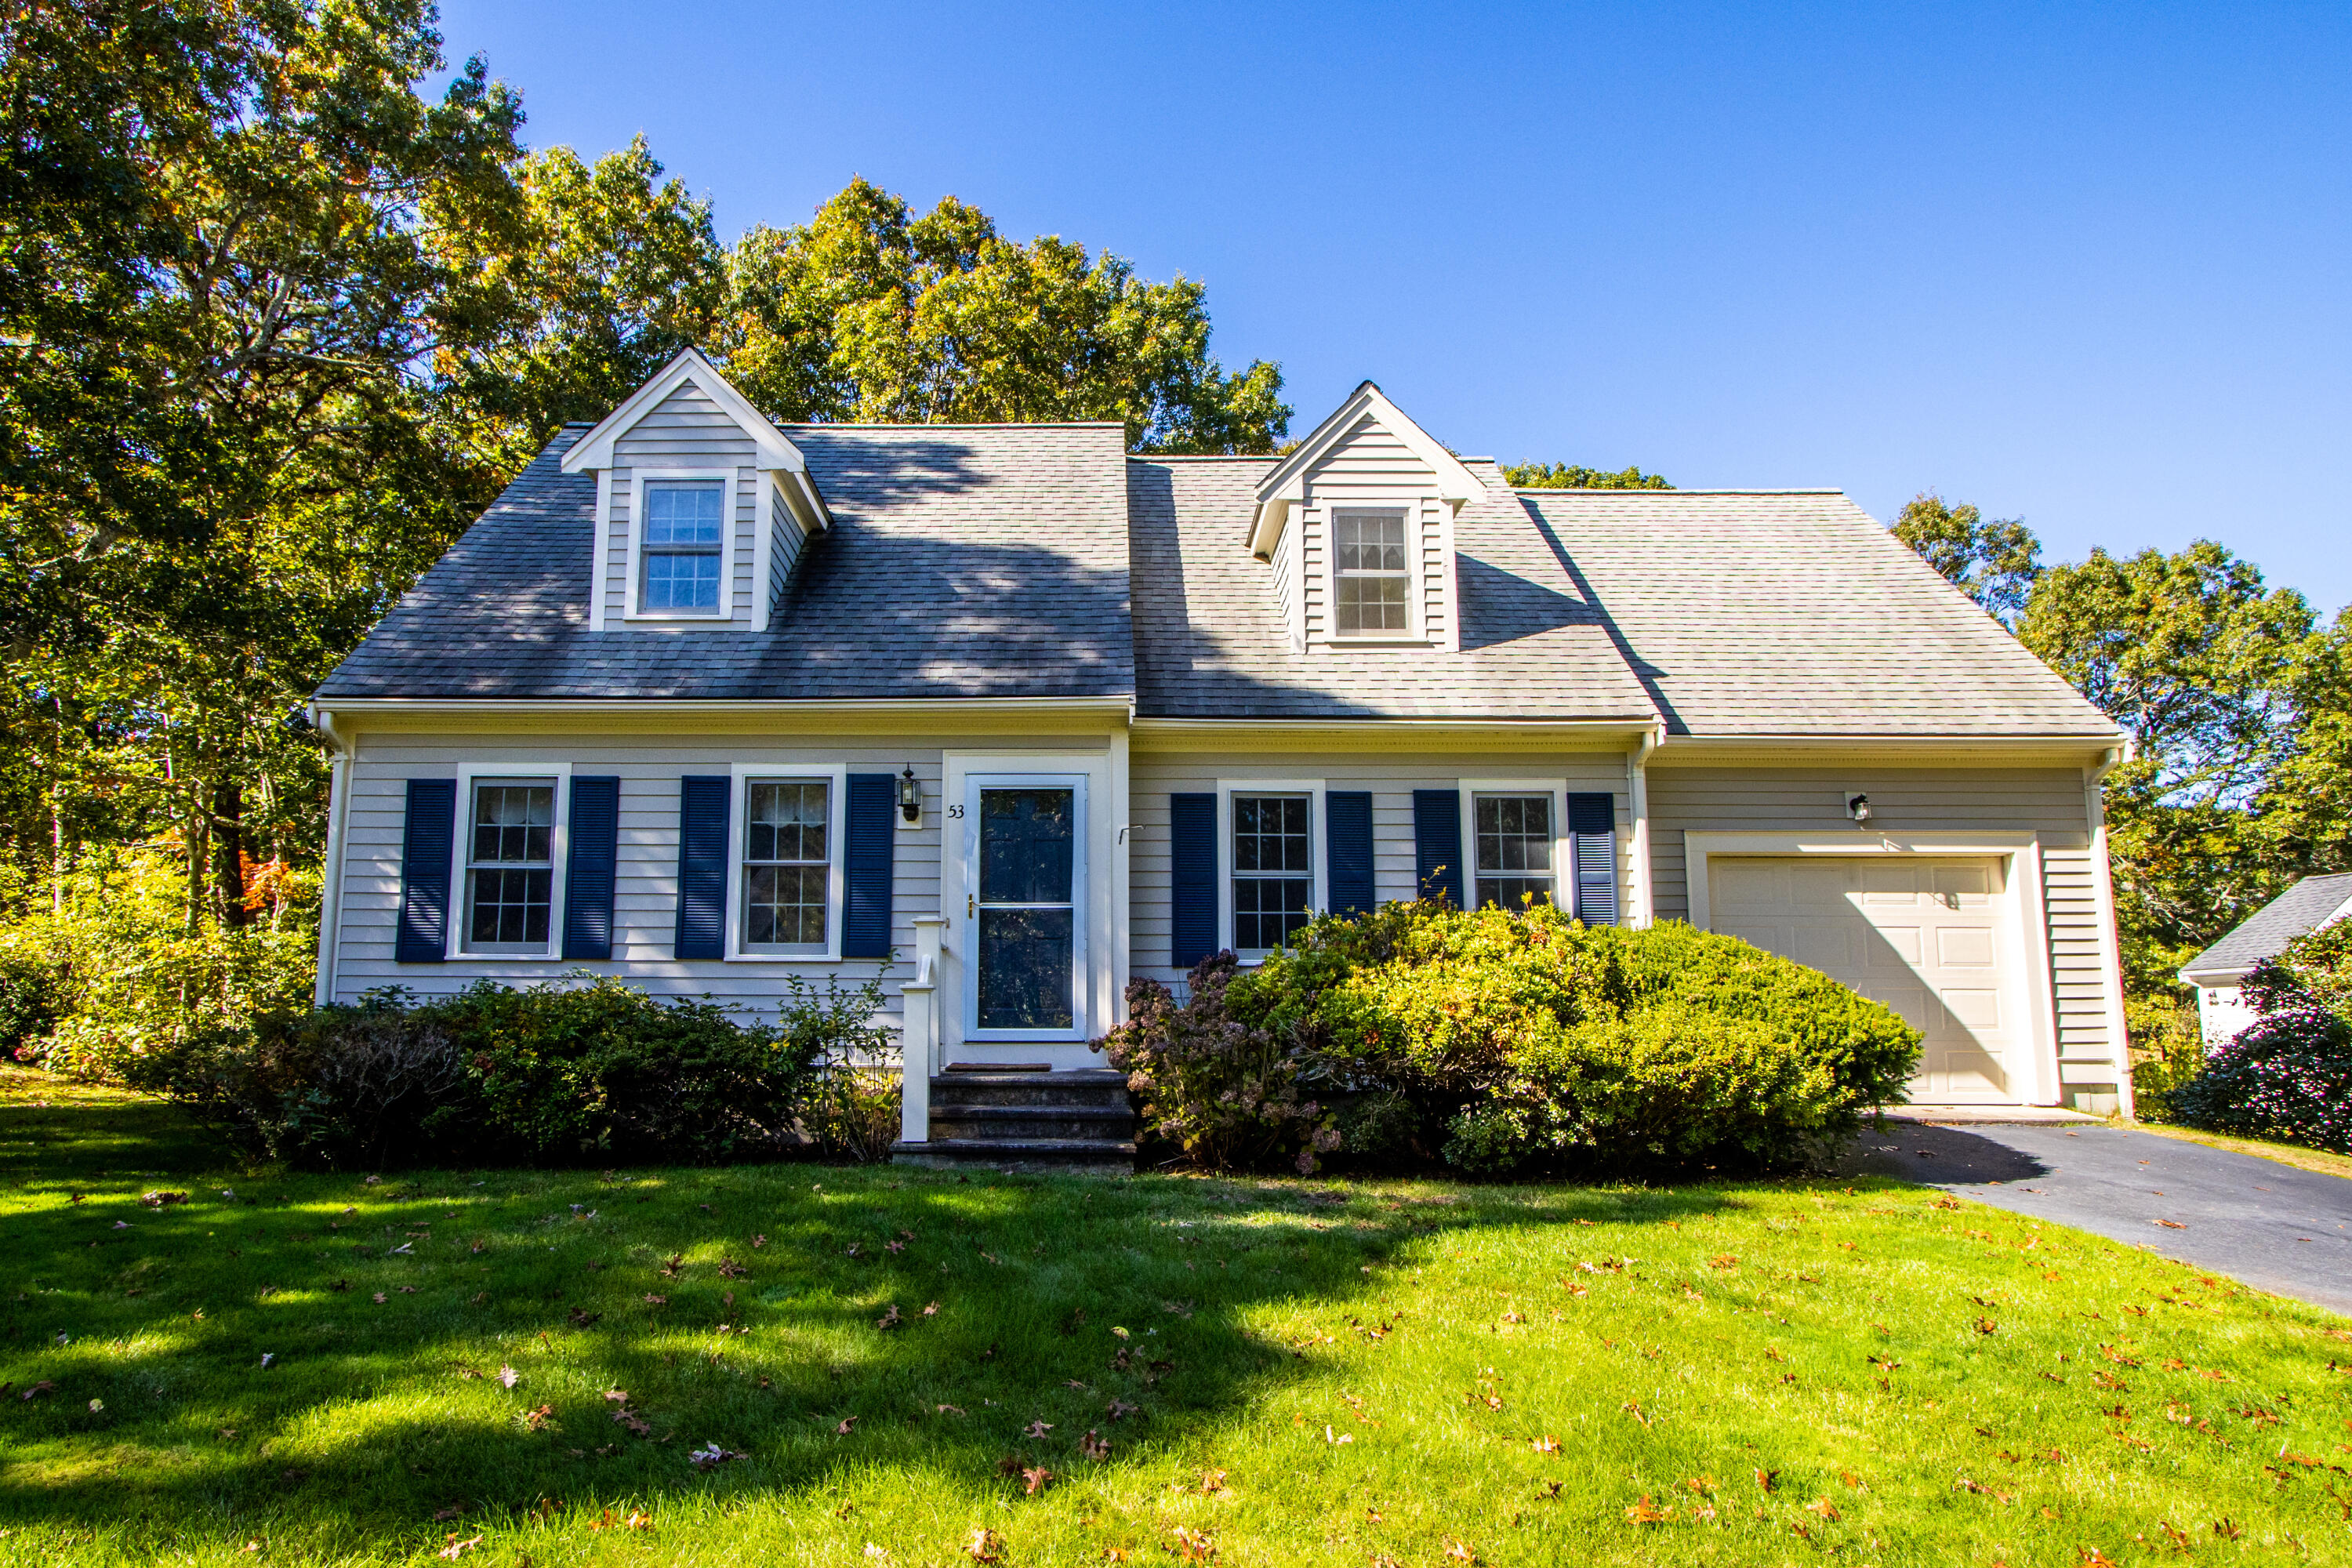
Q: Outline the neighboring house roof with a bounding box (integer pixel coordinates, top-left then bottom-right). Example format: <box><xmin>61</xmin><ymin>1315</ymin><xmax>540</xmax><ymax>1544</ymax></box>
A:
<box><xmin>316</xmin><ymin>422</ymin><xmax>1136</xmax><ymax>702</ymax></box>
<box><xmin>2178</xmin><ymin>872</ymin><xmax>2352</xmax><ymax>982</ymax></box>
<box><xmin>1523</xmin><ymin>489</ymin><xmax>2119</xmax><ymax>738</ymax></box>
<box><xmin>1131</xmin><ymin>456</ymin><xmax>1658</xmax><ymax>720</ymax></box>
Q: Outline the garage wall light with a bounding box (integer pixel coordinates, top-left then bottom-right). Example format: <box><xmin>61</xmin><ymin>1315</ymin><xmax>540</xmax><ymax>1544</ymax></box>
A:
<box><xmin>1846</xmin><ymin>792</ymin><xmax>1872</xmax><ymax>826</ymax></box>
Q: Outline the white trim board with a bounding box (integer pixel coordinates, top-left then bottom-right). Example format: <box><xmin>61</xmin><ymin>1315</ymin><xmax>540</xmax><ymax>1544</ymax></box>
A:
<box><xmin>1682</xmin><ymin>829</ymin><xmax>2060</xmax><ymax>1107</ymax></box>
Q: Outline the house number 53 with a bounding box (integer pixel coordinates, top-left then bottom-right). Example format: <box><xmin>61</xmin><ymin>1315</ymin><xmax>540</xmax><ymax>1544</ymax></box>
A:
<box><xmin>947</xmin><ymin>804</ymin><xmax>964</xmax><ymax>818</ymax></box>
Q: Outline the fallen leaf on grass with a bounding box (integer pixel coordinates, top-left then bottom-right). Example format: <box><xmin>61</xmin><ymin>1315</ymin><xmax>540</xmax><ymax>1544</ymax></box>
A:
<box><xmin>643</xmin><ymin>1294</ymin><xmax>668</xmax><ymax>1308</ymax></box>
<box><xmin>1022</xmin><ymin>1465</ymin><xmax>1053</xmax><ymax>1495</ymax></box>
<box><xmin>20</xmin><ymin>1381</ymin><xmax>54</xmax><ymax>1401</ymax></box>
<box><xmin>521</xmin><ymin>1404</ymin><xmax>554</xmax><ymax>1432</ymax></box>
<box><xmin>568</xmin><ymin>1308</ymin><xmax>601</xmax><ymax>1327</ymax></box>
<box><xmin>688</xmin><ymin>1442</ymin><xmax>745</xmax><ymax>1470</ymax></box>
<box><xmin>1443</xmin><ymin>1541</ymin><xmax>1476</xmax><ymax>1563</ymax></box>
<box><xmin>836</xmin><ymin>1417</ymin><xmax>858</xmax><ymax>1436</ymax></box>
<box><xmin>1624</xmin><ymin>1495</ymin><xmax>1673</xmax><ymax>1524</ymax></box>
<box><xmin>877</xmin><ymin>1305</ymin><xmax>902</xmax><ymax>1330</ymax></box>
<box><xmin>1532</xmin><ymin>1436</ymin><xmax>1561</xmax><ymax>1454</ymax></box>
<box><xmin>1024</xmin><ymin>1420</ymin><xmax>1053</xmax><ymax>1439</ymax></box>
<box><xmin>498</xmin><ymin>1366</ymin><xmax>518</xmax><ymax>1389</ymax></box>
<box><xmin>1806</xmin><ymin>1497</ymin><xmax>1841</xmax><ymax>1522</ymax></box>
<box><xmin>1754</xmin><ymin>1468</ymin><xmax>1778</xmax><ymax>1493</ymax></box>
<box><xmin>967</xmin><ymin>1526</ymin><xmax>1007</xmax><ymax>1563</ymax></box>
<box><xmin>436</xmin><ymin>1535</ymin><xmax>483</xmax><ymax>1559</ymax></box>
<box><xmin>140</xmin><ymin>1190</ymin><xmax>188</xmax><ymax>1208</ymax></box>
<box><xmin>1080</xmin><ymin>1429</ymin><xmax>1110</xmax><ymax>1461</ymax></box>
<box><xmin>1197</xmin><ymin>1468</ymin><xmax>1229</xmax><ymax>1495</ymax></box>
<box><xmin>1169</xmin><ymin>1525</ymin><xmax>1215</xmax><ymax>1563</ymax></box>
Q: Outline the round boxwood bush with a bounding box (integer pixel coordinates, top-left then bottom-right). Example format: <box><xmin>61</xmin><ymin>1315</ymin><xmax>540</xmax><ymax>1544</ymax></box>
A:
<box><xmin>1098</xmin><ymin>901</ymin><xmax>1921</xmax><ymax>1178</ymax></box>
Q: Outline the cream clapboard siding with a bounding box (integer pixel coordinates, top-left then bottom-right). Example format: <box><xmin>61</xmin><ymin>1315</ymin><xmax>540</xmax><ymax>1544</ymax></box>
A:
<box><xmin>1644</xmin><ymin>764</ymin><xmax>2122</xmax><ymax>1085</ymax></box>
<box><xmin>1269</xmin><ymin>506</ymin><xmax>1301</xmax><ymax>652</ymax></box>
<box><xmin>768</xmin><ymin>477</ymin><xmax>808</xmax><ymax>616</ymax></box>
<box><xmin>1128</xmin><ymin>750</ymin><xmax>1635</xmax><ymax>982</ymax></box>
<box><xmin>332</xmin><ymin>732</ymin><xmax>954</xmax><ymax>1020</ymax></box>
<box><xmin>1295</xmin><ymin>413</ymin><xmax>1456</xmax><ymax>650</ymax></box>
<box><xmin>602</xmin><ymin>380</ymin><xmax>760</xmax><ymax>626</ymax></box>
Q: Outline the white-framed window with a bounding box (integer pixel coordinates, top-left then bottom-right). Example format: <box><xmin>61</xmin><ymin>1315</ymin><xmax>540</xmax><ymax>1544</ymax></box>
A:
<box><xmin>1473</xmin><ymin>793</ymin><xmax>1556</xmax><ymax>910</ymax></box>
<box><xmin>624</xmin><ymin>470</ymin><xmax>736</xmax><ymax>621</ymax></box>
<box><xmin>1331</xmin><ymin>508</ymin><xmax>1412</xmax><ymax>637</ymax></box>
<box><xmin>726</xmin><ymin>762</ymin><xmax>846</xmax><ymax>960</ymax></box>
<box><xmin>449</xmin><ymin>760</ymin><xmax>572</xmax><ymax>959</ymax></box>
<box><xmin>1458</xmin><ymin>779</ymin><xmax>1568</xmax><ymax>915</ymax></box>
<box><xmin>1216</xmin><ymin>779</ymin><xmax>1327</xmax><ymax>958</ymax></box>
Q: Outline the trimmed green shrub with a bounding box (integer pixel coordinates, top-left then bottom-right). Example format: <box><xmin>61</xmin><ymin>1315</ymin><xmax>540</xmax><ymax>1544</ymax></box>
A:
<box><xmin>132</xmin><ymin>970</ymin><xmax>899</xmax><ymax>1170</ymax></box>
<box><xmin>2171</xmin><ymin>920</ymin><xmax>2352</xmax><ymax>1153</ymax></box>
<box><xmin>1097</xmin><ymin>902</ymin><xmax>1922</xmax><ymax>1178</ymax></box>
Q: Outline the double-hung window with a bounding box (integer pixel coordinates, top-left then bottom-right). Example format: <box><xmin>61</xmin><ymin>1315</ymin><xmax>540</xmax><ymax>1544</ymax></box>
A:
<box><xmin>1333</xmin><ymin>510</ymin><xmax>1411</xmax><ymax>636</ymax></box>
<box><xmin>641</xmin><ymin>481</ymin><xmax>726</xmax><ymax>614</ymax></box>
<box><xmin>742</xmin><ymin>779</ymin><xmax>830</xmax><ymax>952</ymax></box>
<box><xmin>1232</xmin><ymin>794</ymin><xmax>1312</xmax><ymax>952</ymax></box>
<box><xmin>465</xmin><ymin>779</ymin><xmax>555</xmax><ymax>951</ymax></box>
<box><xmin>1473</xmin><ymin>793</ymin><xmax>1555</xmax><ymax>910</ymax></box>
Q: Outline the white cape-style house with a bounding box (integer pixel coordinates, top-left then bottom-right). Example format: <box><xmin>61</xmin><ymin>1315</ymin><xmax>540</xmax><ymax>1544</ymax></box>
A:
<box><xmin>307</xmin><ymin>350</ymin><xmax>2136</xmax><ymax>1163</ymax></box>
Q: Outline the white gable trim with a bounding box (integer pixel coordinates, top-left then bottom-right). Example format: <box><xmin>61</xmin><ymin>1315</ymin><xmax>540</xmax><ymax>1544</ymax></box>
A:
<box><xmin>1249</xmin><ymin>380</ymin><xmax>1483</xmax><ymax>557</ymax></box>
<box><xmin>564</xmin><ymin>348</ymin><xmax>803</xmax><ymax>474</ymax></box>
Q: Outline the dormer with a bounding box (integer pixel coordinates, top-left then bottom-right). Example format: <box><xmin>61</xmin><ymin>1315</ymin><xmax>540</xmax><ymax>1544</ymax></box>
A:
<box><xmin>1248</xmin><ymin>381</ymin><xmax>1486</xmax><ymax>655</ymax></box>
<box><xmin>562</xmin><ymin>349</ymin><xmax>831</xmax><ymax>632</ymax></box>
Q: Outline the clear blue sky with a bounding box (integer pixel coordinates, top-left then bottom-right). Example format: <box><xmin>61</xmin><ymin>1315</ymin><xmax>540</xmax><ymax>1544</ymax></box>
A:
<box><xmin>432</xmin><ymin>1</ymin><xmax>2352</xmax><ymax>615</ymax></box>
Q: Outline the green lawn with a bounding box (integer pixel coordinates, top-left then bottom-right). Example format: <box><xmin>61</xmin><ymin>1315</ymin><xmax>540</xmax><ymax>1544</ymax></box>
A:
<box><xmin>2</xmin><ymin>1068</ymin><xmax>2348</xmax><ymax>1566</ymax></box>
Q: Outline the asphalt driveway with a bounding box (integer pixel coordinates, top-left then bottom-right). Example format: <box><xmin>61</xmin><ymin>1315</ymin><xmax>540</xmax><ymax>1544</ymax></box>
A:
<box><xmin>1836</xmin><ymin>1120</ymin><xmax>2352</xmax><ymax>1318</ymax></box>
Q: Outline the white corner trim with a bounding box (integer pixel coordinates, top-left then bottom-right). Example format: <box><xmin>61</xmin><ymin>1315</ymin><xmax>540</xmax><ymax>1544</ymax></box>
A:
<box><xmin>447</xmin><ymin>760</ymin><xmax>575</xmax><ymax>962</ymax></box>
<box><xmin>1682</xmin><ymin>828</ymin><xmax>2060</xmax><ymax>1108</ymax></box>
<box><xmin>1457</xmin><ymin>778</ymin><xmax>1570</xmax><ymax>914</ymax></box>
<box><xmin>724</xmin><ymin>761</ymin><xmax>848</xmax><ymax>962</ymax></box>
<box><xmin>561</xmin><ymin>348</ymin><xmax>808</xmax><ymax>477</ymax></box>
<box><xmin>1214</xmin><ymin>777</ymin><xmax>1328</xmax><ymax>956</ymax></box>
<box><xmin>588</xmin><ymin>469</ymin><xmax>614</xmax><ymax>633</ymax></box>
<box><xmin>621</xmin><ymin>469</ymin><xmax>740</xmax><ymax>624</ymax></box>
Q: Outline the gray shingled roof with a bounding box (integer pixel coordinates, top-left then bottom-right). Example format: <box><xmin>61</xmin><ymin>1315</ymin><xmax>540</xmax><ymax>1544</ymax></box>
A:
<box><xmin>317</xmin><ymin>423</ymin><xmax>1135</xmax><ymax>702</ymax></box>
<box><xmin>2180</xmin><ymin>873</ymin><xmax>2352</xmax><ymax>980</ymax></box>
<box><xmin>318</xmin><ymin>415</ymin><xmax>2123</xmax><ymax>742</ymax></box>
<box><xmin>1522</xmin><ymin>489</ymin><xmax>2119</xmax><ymax>737</ymax></box>
<box><xmin>1128</xmin><ymin>457</ymin><xmax>1657</xmax><ymax>720</ymax></box>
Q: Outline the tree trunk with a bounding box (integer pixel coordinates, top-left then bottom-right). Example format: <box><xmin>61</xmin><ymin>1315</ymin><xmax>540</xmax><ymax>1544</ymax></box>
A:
<box><xmin>214</xmin><ymin>779</ymin><xmax>248</xmax><ymax>928</ymax></box>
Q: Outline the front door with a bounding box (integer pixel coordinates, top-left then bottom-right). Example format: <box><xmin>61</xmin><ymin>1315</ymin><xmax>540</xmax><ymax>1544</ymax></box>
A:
<box><xmin>967</xmin><ymin>778</ymin><xmax>1087</xmax><ymax>1040</ymax></box>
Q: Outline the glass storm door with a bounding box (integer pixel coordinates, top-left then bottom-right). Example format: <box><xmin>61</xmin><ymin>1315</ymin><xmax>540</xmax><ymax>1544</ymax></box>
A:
<box><xmin>972</xmin><ymin>785</ymin><xmax>1080</xmax><ymax>1035</ymax></box>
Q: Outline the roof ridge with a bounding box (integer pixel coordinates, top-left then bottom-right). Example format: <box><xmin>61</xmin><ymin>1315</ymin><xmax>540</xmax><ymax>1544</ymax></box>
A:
<box><xmin>1517</xmin><ymin>486</ymin><xmax>1847</xmax><ymax>496</ymax></box>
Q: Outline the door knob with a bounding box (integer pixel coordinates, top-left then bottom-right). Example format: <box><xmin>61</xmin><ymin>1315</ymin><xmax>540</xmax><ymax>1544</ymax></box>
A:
<box><xmin>968</xmin><ymin>894</ymin><xmax>975</xmax><ymax>918</ymax></box>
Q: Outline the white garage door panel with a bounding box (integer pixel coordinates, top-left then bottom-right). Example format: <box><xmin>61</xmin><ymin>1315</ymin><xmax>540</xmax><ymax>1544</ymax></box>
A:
<box><xmin>1709</xmin><ymin>855</ymin><xmax>2020</xmax><ymax>1104</ymax></box>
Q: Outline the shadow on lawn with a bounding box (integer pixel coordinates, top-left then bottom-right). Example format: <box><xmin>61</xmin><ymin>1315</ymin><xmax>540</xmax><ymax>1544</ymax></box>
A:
<box><xmin>0</xmin><ymin>1091</ymin><xmax>1755</xmax><ymax>1540</ymax></box>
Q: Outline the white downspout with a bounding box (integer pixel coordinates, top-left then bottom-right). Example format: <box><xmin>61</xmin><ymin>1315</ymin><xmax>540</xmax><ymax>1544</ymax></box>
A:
<box><xmin>1626</xmin><ymin>724</ymin><xmax>1661</xmax><ymax>927</ymax></box>
<box><xmin>2085</xmin><ymin>745</ymin><xmax>2137</xmax><ymax>1120</ymax></box>
<box><xmin>310</xmin><ymin>706</ymin><xmax>353</xmax><ymax>1008</ymax></box>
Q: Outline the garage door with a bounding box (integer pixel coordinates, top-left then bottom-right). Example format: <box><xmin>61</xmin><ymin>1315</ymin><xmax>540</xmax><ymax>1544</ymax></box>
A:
<box><xmin>1709</xmin><ymin>856</ymin><xmax>2018</xmax><ymax>1103</ymax></box>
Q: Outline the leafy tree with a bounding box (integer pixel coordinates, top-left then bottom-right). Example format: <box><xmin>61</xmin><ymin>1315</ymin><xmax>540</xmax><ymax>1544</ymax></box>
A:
<box><xmin>430</xmin><ymin>136</ymin><xmax>727</xmax><ymax>477</ymax></box>
<box><xmin>1503</xmin><ymin>463</ymin><xmax>1673</xmax><ymax>490</ymax></box>
<box><xmin>1891</xmin><ymin>493</ymin><xmax>2042</xmax><ymax>625</ymax></box>
<box><xmin>2016</xmin><ymin>543</ymin><xmax>2349</xmax><ymax>990</ymax></box>
<box><xmin>712</xmin><ymin>178</ymin><xmax>1290</xmax><ymax>453</ymax></box>
<box><xmin>0</xmin><ymin>0</ymin><xmax>527</xmax><ymax>935</ymax></box>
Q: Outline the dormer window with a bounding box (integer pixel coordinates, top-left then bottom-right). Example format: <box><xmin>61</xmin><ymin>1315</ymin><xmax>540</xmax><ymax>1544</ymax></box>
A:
<box><xmin>641</xmin><ymin>481</ymin><xmax>726</xmax><ymax>614</ymax></box>
<box><xmin>1333</xmin><ymin>510</ymin><xmax>1410</xmax><ymax>636</ymax></box>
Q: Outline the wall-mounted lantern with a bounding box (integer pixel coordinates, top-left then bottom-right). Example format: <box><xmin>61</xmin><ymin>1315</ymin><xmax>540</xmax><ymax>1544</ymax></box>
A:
<box><xmin>898</xmin><ymin>764</ymin><xmax>922</xmax><ymax>825</ymax></box>
<box><xmin>1846</xmin><ymin>792</ymin><xmax>1872</xmax><ymax>826</ymax></box>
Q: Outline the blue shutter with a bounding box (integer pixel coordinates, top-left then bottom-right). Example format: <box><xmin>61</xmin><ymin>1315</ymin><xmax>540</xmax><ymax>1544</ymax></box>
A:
<box><xmin>1169</xmin><ymin>793</ymin><xmax>1217</xmax><ymax>967</ymax></box>
<box><xmin>1413</xmin><ymin>789</ymin><xmax>1464</xmax><ymax>908</ymax></box>
<box><xmin>1569</xmin><ymin>792</ymin><xmax>1619</xmax><ymax>927</ymax></box>
<box><xmin>396</xmin><ymin>779</ymin><xmax>457</xmax><ymax>963</ymax></box>
<box><xmin>562</xmin><ymin>775</ymin><xmax>621</xmax><ymax>961</ymax></box>
<box><xmin>1325</xmin><ymin>790</ymin><xmax>1376</xmax><ymax>917</ymax></box>
<box><xmin>674</xmin><ymin>775</ymin><xmax>730</xmax><ymax>960</ymax></box>
<box><xmin>843</xmin><ymin>773</ymin><xmax>896</xmax><ymax>959</ymax></box>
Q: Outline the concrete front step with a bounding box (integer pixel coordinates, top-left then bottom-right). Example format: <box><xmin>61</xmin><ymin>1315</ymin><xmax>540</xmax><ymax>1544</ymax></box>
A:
<box><xmin>892</xmin><ymin>1138</ymin><xmax>1138</xmax><ymax>1174</ymax></box>
<box><xmin>897</xmin><ymin>1066</ymin><xmax>1138</xmax><ymax>1172</ymax></box>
